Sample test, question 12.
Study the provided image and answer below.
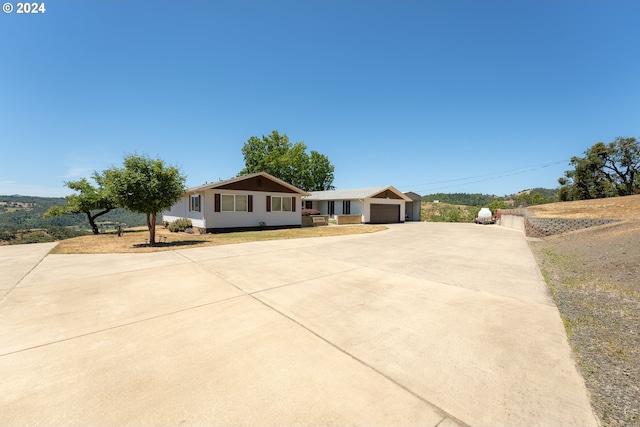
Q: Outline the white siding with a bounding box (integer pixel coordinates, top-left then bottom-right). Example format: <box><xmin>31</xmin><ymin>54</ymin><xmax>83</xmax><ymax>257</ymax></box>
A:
<box><xmin>405</xmin><ymin>201</ymin><xmax>421</xmax><ymax>221</ymax></box>
<box><xmin>310</xmin><ymin>199</ymin><xmax>365</xmax><ymax>221</ymax></box>
<box><xmin>162</xmin><ymin>194</ymin><xmax>206</xmax><ymax>228</ymax></box>
<box><xmin>347</xmin><ymin>200</ymin><xmax>364</xmax><ymax>216</ymax></box>
<box><xmin>337</xmin><ymin>200</ymin><xmax>363</xmax><ymax>222</ymax></box>
<box><xmin>204</xmin><ymin>189</ymin><xmax>302</xmax><ymax>230</ymax></box>
<box><xmin>164</xmin><ymin>189</ymin><xmax>304</xmax><ymax>231</ymax></box>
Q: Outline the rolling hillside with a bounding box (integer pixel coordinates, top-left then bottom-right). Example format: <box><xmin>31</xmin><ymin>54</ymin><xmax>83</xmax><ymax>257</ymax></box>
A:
<box><xmin>0</xmin><ymin>195</ymin><xmax>151</xmax><ymax>245</ymax></box>
<box><xmin>527</xmin><ymin>194</ymin><xmax>640</xmax><ymax>219</ymax></box>
<box><xmin>0</xmin><ymin>195</ymin><xmax>150</xmax><ymax>230</ymax></box>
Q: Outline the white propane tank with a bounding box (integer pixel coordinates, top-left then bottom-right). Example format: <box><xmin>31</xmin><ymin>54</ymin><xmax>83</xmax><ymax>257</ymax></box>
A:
<box><xmin>478</xmin><ymin>208</ymin><xmax>492</xmax><ymax>219</ymax></box>
<box><xmin>476</xmin><ymin>207</ymin><xmax>494</xmax><ymax>224</ymax></box>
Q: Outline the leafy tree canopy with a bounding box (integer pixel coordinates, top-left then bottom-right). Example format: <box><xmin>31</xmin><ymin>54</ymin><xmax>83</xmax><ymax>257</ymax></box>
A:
<box><xmin>239</xmin><ymin>130</ymin><xmax>335</xmax><ymax>191</ymax></box>
<box><xmin>511</xmin><ymin>189</ymin><xmax>557</xmax><ymax>207</ymax></box>
<box><xmin>559</xmin><ymin>137</ymin><xmax>640</xmax><ymax>201</ymax></box>
<box><xmin>103</xmin><ymin>154</ymin><xmax>186</xmax><ymax>245</ymax></box>
<box><xmin>44</xmin><ymin>174</ymin><xmax>117</xmax><ymax>234</ymax></box>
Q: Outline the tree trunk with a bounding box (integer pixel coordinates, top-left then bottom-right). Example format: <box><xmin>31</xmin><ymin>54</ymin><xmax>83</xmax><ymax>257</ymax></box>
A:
<box><xmin>86</xmin><ymin>208</ymin><xmax>113</xmax><ymax>235</ymax></box>
<box><xmin>86</xmin><ymin>211</ymin><xmax>100</xmax><ymax>235</ymax></box>
<box><xmin>626</xmin><ymin>170</ymin><xmax>635</xmax><ymax>195</ymax></box>
<box><xmin>147</xmin><ymin>212</ymin><xmax>156</xmax><ymax>246</ymax></box>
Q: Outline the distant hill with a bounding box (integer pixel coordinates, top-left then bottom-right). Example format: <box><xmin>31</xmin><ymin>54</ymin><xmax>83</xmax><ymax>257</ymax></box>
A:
<box><xmin>514</xmin><ymin>188</ymin><xmax>558</xmax><ymax>199</ymax></box>
<box><xmin>421</xmin><ymin>188</ymin><xmax>558</xmax><ymax>207</ymax></box>
<box><xmin>421</xmin><ymin>193</ymin><xmax>501</xmax><ymax>207</ymax></box>
<box><xmin>421</xmin><ymin>201</ymin><xmax>478</xmax><ymax>222</ymax></box>
<box><xmin>0</xmin><ymin>195</ymin><xmax>150</xmax><ymax>230</ymax></box>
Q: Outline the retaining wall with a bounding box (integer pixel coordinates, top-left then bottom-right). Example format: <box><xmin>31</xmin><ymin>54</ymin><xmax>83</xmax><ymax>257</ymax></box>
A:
<box><xmin>525</xmin><ymin>217</ymin><xmax>618</xmax><ymax>237</ymax></box>
<box><xmin>499</xmin><ymin>209</ymin><xmax>526</xmax><ymax>231</ymax></box>
<box><xmin>301</xmin><ymin>215</ymin><xmax>329</xmax><ymax>227</ymax></box>
<box><xmin>336</xmin><ymin>214</ymin><xmax>362</xmax><ymax>225</ymax></box>
<box><xmin>498</xmin><ymin>209</ymin><xmax>618</xmax><ymax>237</ymax></box>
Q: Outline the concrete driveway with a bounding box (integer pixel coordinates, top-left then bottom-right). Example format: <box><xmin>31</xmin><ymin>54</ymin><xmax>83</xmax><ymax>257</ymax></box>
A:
<box><xmin>0</xmin><ymin>223</ymin><xmax>598</xmax><ymax>427</ymax></box>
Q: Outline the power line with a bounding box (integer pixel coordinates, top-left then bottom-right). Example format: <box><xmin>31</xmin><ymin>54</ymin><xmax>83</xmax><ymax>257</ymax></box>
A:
<box><xmin>399</xmin><ymin>160</ymin><xmax>569</xmax><ymax>193</ymax></box>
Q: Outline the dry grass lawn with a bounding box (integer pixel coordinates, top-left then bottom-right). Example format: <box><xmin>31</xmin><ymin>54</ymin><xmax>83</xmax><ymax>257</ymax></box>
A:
<box><xmin>527</xmin><ymin>194</ymin><xmax>640</xmax><ymax>219</ymax></box>
<box><xmin>51</xmin><ymin>225</ymin><xmax>388</xmax><ymax>254</ymax></box>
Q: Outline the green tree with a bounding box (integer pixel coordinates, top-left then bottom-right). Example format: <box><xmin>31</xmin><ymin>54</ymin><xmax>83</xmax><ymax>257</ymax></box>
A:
<box><xmin>487</xmin><ymin>200</ymin><xmax>509</xmax><ymax>212</ymax></box>
<box><xmin>103</xmin><ymin>154</ymin><xmax>186</xmax><ymax>246</ymax></box>
<box><xmin>559</xmin><ymin>137</ymin><xmax>640</xmax><ymax>201</ymax></box>
<box><xmin>239</xmin><ymin>130</ymin><xmax>335</xmax><ymax>191</ymax></box>
<box><xmin>512</xmin><ymin>191</ymin><xmax>555</xmax><ymax>207</ymax></box>
<box><xmin>44</xmin><ymin>175</ymin><xmax>117</xmax><ymax>234</ymax></box>
<box><xmin>306</xmin><ymin>150</ymin><xmax>335</xmax><ymax>191</ymax></box>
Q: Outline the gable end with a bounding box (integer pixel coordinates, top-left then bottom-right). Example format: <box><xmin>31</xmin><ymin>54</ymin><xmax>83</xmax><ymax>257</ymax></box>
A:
<box><xmin>216</xmin><ymin>176</ymin><xmax>297</xmax><ymax>193</ymax></box>
<box><xmin>372</xmin><ymin>189</ymin><xmax>403</xmax><ymax>200</ymax></box>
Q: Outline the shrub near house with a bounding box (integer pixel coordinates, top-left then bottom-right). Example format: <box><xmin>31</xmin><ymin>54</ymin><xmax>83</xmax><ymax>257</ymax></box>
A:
<box><xmin>167</xmin><ymin>218</ymin><xmax>192</xmax><ymax>232</ymax></box>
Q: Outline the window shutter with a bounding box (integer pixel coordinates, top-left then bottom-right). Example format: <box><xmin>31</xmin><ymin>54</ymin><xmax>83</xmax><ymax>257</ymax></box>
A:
<box><xmin>198</xmin><ymin>195</ymin><xmax>202</xmax><ymax>212</ymax></box>
<box><xmin>266</xmin><ymin>195</ymin><xmax>271</xmax><ymax>212</ymax></box>
<box><xmin>248</xmin><ymin>195</ymin><xmax>253</xmax><ymax>212</ymax></box>
<box><xmin>214</xmin><ymin>193</ymin><xmax>221</xmax><ymax>212</ymax></box>
<box><xmin>292</xmin><ymin>197</ymin><xmax>296</xmax><ymax>212</ymax></box>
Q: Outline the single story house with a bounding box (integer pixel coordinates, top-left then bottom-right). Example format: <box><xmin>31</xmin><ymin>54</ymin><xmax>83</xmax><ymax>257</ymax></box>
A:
<box><xmin>404</xmin><ymin>191</ymin><xmax>422</xmax><ymax>221</ymax></box>
<box><xmin>303</xmin><ymin>186</ymin><xmax>412</xmax><ymax>224</ymax></box>
<box><xmin>162</xmin><ymin>172</ymin><xmax>308</xmax><ymax>233</ymax></box>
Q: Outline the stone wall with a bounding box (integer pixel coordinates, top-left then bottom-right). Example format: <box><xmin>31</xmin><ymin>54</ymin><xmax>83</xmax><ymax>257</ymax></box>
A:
<box><xmin>525</xmin><ymin>217</ymin><xmax>618</xmax><ymax>238</ymax></box>
<box><xmin>498</xmin><ymin>209</ymin><xmax>618</xmax><ymax>237</ymax></box>
<box><xmin>301</xmin><ymin>215</ymin><xmax>329</xmax><ymax>227</ymax></box>
<box><xmin>336</xmin><ymin>214</ymin><xmax>362</xmax><ymax>225</ymax></box>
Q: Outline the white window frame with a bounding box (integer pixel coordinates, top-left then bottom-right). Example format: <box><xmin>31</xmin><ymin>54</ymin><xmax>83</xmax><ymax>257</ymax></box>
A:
<box><xmin>190</xmin><ymin>195</ymin><xmax>201</xmax><ymax>212</ymax></box>
<box><xmin>221</xmin><ymin>194</ymin><xmax>248</xmax><ymax>212</ymax></box>
<box><xmin>271</xmin><ymin>196</ymin><xmax>292</xmax><ymax>212</ymax></box>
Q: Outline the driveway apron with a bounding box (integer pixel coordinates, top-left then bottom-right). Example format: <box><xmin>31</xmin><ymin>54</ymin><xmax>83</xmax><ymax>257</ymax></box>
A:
<box><xmin>0</xmin><ymin>223</ymin><xmax>598</xmax><ymax>427</ymax></box>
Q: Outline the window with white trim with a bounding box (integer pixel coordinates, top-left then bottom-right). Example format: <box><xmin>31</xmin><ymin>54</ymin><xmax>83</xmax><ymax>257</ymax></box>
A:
<box><xmin>190</xmin><ymin>195</ymin><xmax>201</xmax><ymax>212</ymax></box>
<box><xmin>271</xmin><ymin>196</ymin><xmax>292</xmax><ymax>212</ymax></box>
<box><xmin>221</xmin><ymin>194</ymin><xmax>248</xmax><ymax>212</ymax></box>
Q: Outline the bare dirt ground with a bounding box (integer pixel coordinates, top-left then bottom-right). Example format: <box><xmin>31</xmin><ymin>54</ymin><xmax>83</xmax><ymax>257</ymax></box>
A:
<box><xmin>528</xmin><ymin>195</ymin><xmax>640</xmax><ymax>426</ymax></box>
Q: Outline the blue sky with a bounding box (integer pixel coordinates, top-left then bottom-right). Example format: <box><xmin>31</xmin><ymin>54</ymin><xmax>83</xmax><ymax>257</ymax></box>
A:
<box><xmin>1</xmin><ymin>1</ymin><xmax>639</xmax><ymax>197</ymax></box>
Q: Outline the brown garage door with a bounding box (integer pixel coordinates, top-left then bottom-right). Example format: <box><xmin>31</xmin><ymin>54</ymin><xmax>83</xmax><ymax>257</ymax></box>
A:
<box><xmin>370</xmin><ymin>204</ymin><xmax>400</xmax><ymax>223</ymax></box>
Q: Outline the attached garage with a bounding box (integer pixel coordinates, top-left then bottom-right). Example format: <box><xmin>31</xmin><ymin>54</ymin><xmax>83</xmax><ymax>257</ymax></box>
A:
<box><xmin>303</xmin><ymin>186</ymin><xmax>412</xmax><ymax>225</ymax></box>
<box><xmin>370</xmin><ymin>203</ymin><xmax>400</xmax><ymax>224</ymax></box>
